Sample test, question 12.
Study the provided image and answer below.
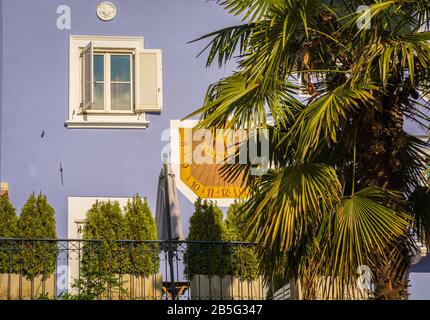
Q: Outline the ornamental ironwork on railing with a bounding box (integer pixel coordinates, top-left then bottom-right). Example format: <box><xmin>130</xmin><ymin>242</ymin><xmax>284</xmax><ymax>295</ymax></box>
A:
<box><xmin>0</xmin><ymin>239</ymin><xmax>269</xmax><ymax>300</ymax></box>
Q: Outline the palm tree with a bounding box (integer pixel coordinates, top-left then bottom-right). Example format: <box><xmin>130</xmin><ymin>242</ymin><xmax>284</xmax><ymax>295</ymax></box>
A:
<box><xmin>187</xmin><ymin>0</ymin><xmax>430</xmax><ymax>299</ymax></box>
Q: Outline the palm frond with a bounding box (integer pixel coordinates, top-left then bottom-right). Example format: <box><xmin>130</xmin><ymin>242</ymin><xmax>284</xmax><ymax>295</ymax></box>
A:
<box><xmin>305</xmin><ymin>187</ymin><xmax>411</xmax><ymax>299</ymax></box>
<box><xmin>217</xmin><ymin>0</ymin><xmax>285</xmax><ymax>22</ymax></box>
<box><xmin>330</xmin><ymin>187</ymin><xmax>410</xmax><ymax>274</ymax></box>
<box><xmin>243</xmin><ymin>163</ymin><xmax>341</xmax><ymax>254</ymax></box>
<box><xmin>189</xmin><ymin>0</ymin><xmax>430</xmax><ymax>299</ymax></box>
<box><xmin>290</xmin><ymin>83</ymin><xmax>377</xmax><ymax>160</ymax></box>
<box><xmin>184</xmin><ymin>73</ymin><xmax>301</xmax><ymax>129</ymax></box>
<box><xmin>401</xmin><ymin>135</ymin><xmax>430</xmax><ymax>193</ymax></box>
<box><xmin>410</xmin><ymin>186</ymin><xmax>430</xmax><ymax>248</ymax></box>
<box><xmin>190</xmin><ymin>24</ymin><xmax>254</xmax><ymax>67</ymax></box>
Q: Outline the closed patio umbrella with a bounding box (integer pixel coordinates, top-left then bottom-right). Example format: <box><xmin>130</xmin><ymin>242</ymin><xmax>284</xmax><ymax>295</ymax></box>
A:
<box><xmin>155</xmin><ymin>162</ymin><xmax>184</xmax><ymax>241</ymax></box>
<box><xmin>155</xmin><ymin>160</ymin><xmax>184</xmax><ymax>299</ymax></box>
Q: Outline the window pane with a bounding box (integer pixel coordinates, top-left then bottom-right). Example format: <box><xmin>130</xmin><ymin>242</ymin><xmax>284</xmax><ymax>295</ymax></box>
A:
<box><xmin>111</xmin><ymin>55</ymin><xmax>131</xmax><ymax>81</ymax></box>
<box><xmin>94</xmin><ymin>55</ymin><xmax>104</xmax><ymax>81</ymax></box>
<box><xmin>92</xmin><ymin>83</ymin><xmax>104</xmax><ymax>110</ymax></box>
<box><xmin>111</xmin><ymin>83</ymin><xmax>131</xmax><ymax>110</ymax></box>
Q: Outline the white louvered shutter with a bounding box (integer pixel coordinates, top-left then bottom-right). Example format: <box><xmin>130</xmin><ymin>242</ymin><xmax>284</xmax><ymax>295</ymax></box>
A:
<box><xmin>135</xmin><ymin>49</ymin><xmax>163</xmax><ymax>112</ymax></box>
<box><xmin>82</xmin><ymin>42</ymin><xmax>94</xmax><ymax>111</ymax></box>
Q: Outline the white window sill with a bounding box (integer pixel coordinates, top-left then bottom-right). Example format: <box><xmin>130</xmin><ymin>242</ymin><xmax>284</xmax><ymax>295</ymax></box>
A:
<box><xmin>66</xmin><ymin>115</ymin><xmax>149</xmax><ymax>129</ymax></box>
<box><xmin>66</xmin><ymin>121</ymin><xmax>149</xmax><ymax>129</ymax></box>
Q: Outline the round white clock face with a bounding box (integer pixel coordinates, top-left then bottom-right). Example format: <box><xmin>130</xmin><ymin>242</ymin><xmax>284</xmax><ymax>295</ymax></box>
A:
<box><xmin>96</xmin><ymin>2</ymin><xmax>117</xmax><ymax>21</ymax></box>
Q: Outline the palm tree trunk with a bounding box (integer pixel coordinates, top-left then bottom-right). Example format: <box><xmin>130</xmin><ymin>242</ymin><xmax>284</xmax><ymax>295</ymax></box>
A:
<box><xmin>357</xmin><ymin>89</ymin><xmax>411</xmax><ymax>300</ymax></box>
<box><xmin>373</xmin><ymin>243</ymin><xmax>410</xmax><ymax>299</ymax></box>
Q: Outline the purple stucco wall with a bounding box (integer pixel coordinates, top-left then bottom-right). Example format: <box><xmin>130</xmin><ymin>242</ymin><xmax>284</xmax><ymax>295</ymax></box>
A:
<box><xmin>0</xmin><ymin>0</ymin><xmax>239</xmax><ymax>237</ymax></box>
<box><xmin>0</xmin><ymin>0</ymin><xmax>429</xmax><ymax>299</ymax></box>
<box><xmin>0</xmin><ymin>0</ymin><xmax>3</xmax><ymax>178</ymax></box>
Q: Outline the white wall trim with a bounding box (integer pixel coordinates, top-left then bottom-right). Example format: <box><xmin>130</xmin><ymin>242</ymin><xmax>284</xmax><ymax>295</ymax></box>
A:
<box><xmin>66</xmin><ymin>119</ymin><xmax>149</xmax><ymax>129</ymax></box>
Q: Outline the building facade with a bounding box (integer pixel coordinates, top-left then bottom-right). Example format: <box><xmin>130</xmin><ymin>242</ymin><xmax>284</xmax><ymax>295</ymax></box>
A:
<box><xmin>0</xmin><ymin>0</ymin><xmax>429</xmax><ymax>298</ymax></box>
<box><xmin>0</xmin><ymin>0</ymin><xmax>240</xmax><ymax>236</ymax></box>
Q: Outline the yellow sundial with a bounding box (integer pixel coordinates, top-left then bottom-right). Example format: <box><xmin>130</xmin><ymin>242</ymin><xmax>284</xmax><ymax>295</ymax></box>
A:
<box><xmin>179</xmin><ymin>127</ymin><xmax>248</xmax><ymax>199</ymax></box>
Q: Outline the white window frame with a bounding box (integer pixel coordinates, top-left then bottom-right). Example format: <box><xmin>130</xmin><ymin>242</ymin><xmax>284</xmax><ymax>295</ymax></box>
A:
<box><xmin>90</xmin><ymin>51</ymin><xmax>134</xmax><ymax>114</ymax></box>
<box><xmin>67</xmin><ymin>35</ymin><xmax>161</xmax><ymax>129</ymax></box>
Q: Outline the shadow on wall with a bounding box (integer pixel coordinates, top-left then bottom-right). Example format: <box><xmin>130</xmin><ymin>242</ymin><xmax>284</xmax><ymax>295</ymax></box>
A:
<box><xmin>410</xmin><ymin>254</ymin><xmax>430</xmax><ymax>273</ymax></box>
<box><xmin>409</xmin><ymin>254</ymin><xmax>430</xmax><ymax>300</ymax></box>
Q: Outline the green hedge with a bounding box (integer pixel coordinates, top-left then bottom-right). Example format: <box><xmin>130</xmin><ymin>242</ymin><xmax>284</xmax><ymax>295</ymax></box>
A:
<box><xmin>184</xmin><ymin>199</ymin><xmax>231</xmax><ymax>277</ymax></box>
<box><xmin>81</xmin><ymin>200</ymin><xmax>125</xmax><ymax>275</ymax></box>
<box><xmin>0</xmin><ymin>195</ymin><xmax>18</xmax><ymax>273</ymax></box>
<box><xmin>81</xmin><ymin>196</ymin><xmax>159</xmax><ymax>277</ymax></box>
<box><xmin>225</xmin><ymin>201</ymin><xmax>259</xmax><ymax>281</ymax></box>
<box><xmin>16</xmin><ymin>193</ymin><xmax>58</xmax><ymax>279</ymax></box>
<box><xmin>185</xmin><ymin>199</ymin><xmax>259</xmax><ymax>280</ymax></box>
<box><xmin>123</xmin><ymin>195</ymin><xmax>159</xmax><ymax>275</ymax></box>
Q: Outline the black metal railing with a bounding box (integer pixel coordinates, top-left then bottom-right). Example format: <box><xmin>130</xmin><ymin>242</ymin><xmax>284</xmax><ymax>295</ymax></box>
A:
<box><xmin>0</xmin><ymin>239</ymin><xmax>268</xmax><ymax>300</ymax></box>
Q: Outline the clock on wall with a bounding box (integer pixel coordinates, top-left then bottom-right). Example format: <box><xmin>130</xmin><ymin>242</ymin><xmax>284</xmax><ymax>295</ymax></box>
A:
<box><xmin>97</xmin><ymin>2</ymin><xmax>117</xmax><ymax>21</ymax></box>
<box><xmin>170</xmin><ymin>120</ymin><xmax>248</xmax><ymax>207</ymax></box>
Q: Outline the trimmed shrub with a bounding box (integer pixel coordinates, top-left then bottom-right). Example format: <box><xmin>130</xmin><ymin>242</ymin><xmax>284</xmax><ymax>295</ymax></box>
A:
<box><xmin>0</xmin><ymin>195</ymin><xmax>17</xmax><ymax>237</ymax></box>
<box><xmin>83</xmin><ymin>201</ymin><xmax>124</xmax><ymax>241</ymax></box>
<box><xmin>184</xmin><ymin>199</ymin><xmax>231</xmax><ymax>277</ymax></box>
<box><xmin>81</xmin><ymin>201</ymin><xmax>125</xmax><ymax>275</ymax></box>
<box><xmin>0</xmin><ymin>195</ymin><xmax>18</xmax><ymax>273</ymax></box>
<box><xmin>81</xmin><ymin>197</ymin><xmax>160</xmax><ymax>277</ymax></box>
<box><xmin>123</xmin><ymin>195</ymin><xmax>159</xmax><ymax>276</ymax></box>
<box><xmin>17</xmin><ymin>193</ymin><xmax>58</xmax><ymax>279</ymax></box>
<box><xmin>78</xmin><ymin>197</ymin><xmax>160</xmax><ymax>299</ymax></box>
<box><xmin>224</xmin><ymin>201</ymin><xmax>246</xmax><ymax>242</ymax></box>
<box><xmin>225</xmin><ymin>201</ymin><xmax>259</xmax><ymax>281</ymax></box>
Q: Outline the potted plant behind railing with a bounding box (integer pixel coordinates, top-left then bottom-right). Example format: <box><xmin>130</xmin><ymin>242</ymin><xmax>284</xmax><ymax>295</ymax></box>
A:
<box><xmin>78</xmin><ymin>200</ymin><xmax>125</xmax><ymax>300</ymax></box>
<box><xmin>0</xmin><ymin>194</ymin><xmax>18</xmax><ymax>299</ymax></box>
<box><xmin>185</xmin><ymin>199</ymin><xmax>266</xmax><ymax>300</ymax></box>
<box><xmin>122</xmin><ymin>195</ymin><xmax>161</xmax><ymax>300</ymax></box>
<box><xmin>78</xmin><ymin>196</ymin><xmax>161</xmax><ymax>300</ymax></box>
<box><xmin>224</xmin><ymin>201</ymin><xmax>266</xmax><ymax>300</ymax></box>
<box><xmin>185</xmin><ymin>199</ymin><xmax>264</xmax><ymax>300</ymax></box>
<box><xmin>14</xmin><ymin>193</ymin><xmax>58</xmax><ymax>299</ymax></box>
<box><xmin>184</xmin><ymin>199</ymin><xmax>230</xmax><ymax>299</ymax></box>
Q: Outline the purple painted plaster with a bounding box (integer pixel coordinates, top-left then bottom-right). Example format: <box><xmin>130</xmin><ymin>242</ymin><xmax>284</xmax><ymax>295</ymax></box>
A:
<box><xmin>0</xmin><ymin>0</ymin><xmax>429</xmax><ymax>298</ymax></box>
<box><xmin>0</xmin><ymin>0</ymin><xmax>2</xmax><ymax>178</ymax></box>
<box><xmin>0</xmin><ymin>0</ymin><xmax>240</xmax><ymax>237</ymax></box>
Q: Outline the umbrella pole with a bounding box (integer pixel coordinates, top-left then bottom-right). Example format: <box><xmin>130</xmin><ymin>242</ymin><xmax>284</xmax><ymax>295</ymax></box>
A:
<box><xmin>164</xmin><ymin>163</ymin><xmax>177</xmax><ymax>300</ymax></box>
<box><xmin>167</xmin><ymin>248</ymin><xmax>176</xmax><ymax>300</ymax></box>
